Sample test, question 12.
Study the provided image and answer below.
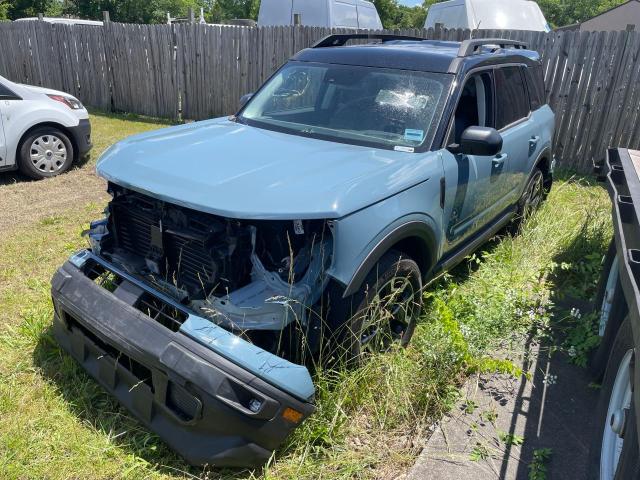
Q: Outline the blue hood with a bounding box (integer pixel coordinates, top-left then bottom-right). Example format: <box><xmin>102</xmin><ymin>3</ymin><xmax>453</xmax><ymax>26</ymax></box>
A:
<box><xmin>96</xmin><ymin>117</ymin><xmax>435</xmax><ymax>220</ymax></box>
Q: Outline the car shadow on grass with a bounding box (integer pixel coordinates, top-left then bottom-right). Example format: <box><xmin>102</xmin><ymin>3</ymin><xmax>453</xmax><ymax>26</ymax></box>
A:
<box><xmin>32</xmin><ymin>321</ymin><xmax>255</xmax><ymax>479</ymax></box>
<box><xmin>498</xmin><ymin>224</ymin><xmax>606</xmax><ymax>479</ymax></box>
<box><xmin>0</xmin><ymin>153</ymin><xmax>94</xmax><ymax>186</ymax></box>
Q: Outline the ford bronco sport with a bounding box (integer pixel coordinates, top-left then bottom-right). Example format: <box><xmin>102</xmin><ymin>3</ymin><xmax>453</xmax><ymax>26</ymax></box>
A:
<box><xmin>51</xmin><ymin>35</ymin><xmax>555</xmax><ymax>467</ymax></box>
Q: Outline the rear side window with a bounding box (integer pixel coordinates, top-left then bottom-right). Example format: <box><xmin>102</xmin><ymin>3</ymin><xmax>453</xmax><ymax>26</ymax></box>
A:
<box><xmin>495</xmin><ymin>66</ymin><xmax>530</xmax><ymax>129</ymax></box>
<box><xmin>524</xmin><ymin>65</ymin><xmax>545</xmax><ymax>111</ymax></box>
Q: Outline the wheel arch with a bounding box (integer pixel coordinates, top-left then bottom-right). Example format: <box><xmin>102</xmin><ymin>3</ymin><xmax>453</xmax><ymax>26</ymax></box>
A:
<box><xmin>341</xmin><ymin>220</ymin><xmax>437</xmax><ymax>298</ymax></box>
<box><xmin>534</xmin><ymin>147</ymin><xmax>553</xmax><ymax>191</ymax></box>
<box><xmin>16</xmin><ymin>122</ymin><xmax>77</xmax><ymax>163</ymax></box>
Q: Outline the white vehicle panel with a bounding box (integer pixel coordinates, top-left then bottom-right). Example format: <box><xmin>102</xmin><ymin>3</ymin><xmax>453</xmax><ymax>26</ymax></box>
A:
<box><xmin>0</xmin><ymin>75</ymin><xmax>89</xmax><ymax>169</ymax></box>
<box><xmin>258</xmin><ymin>0</ymin><xmax>381</xmax><ymax>28</ymax></box>
<box><xmin>333</xmin><ymin>0</ymin><xmax>359</xmax><ymax>28</ymax></box>
<box><xmin>425</xmin><ymin>0</ymin><xmax>549</xmax><ymax>32</ymax></box>
<box><xmin>356</xmin><ymin>1</ymin><xmax>383</xmax><ymax>29</ymax></box>
<box><xmin>0</xmin><ymin>106</ymin><xmax>6</xmax><ymax>166</ymax></box>
<box><xmin>425</xmin><ymin>3</ymin><xmax>468</xmax><ymax>29</ymax></box>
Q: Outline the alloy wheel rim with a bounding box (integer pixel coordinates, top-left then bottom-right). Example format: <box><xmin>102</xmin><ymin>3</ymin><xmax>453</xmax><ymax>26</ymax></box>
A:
<box><xmin>359</xmin><ymin>275</ymin><xmax>417</xmax><ymax>353</ymax></box>
<box><xmin>599</xmin><ymin>254</ymin><xmax>619</xmax><ymax>336</ymax></box>
<box><xmin>524</xmin><ymin>172</ymin><xmax>544</xmax><ymax>218</ymax></box>
<box><xmin>30</xmin><ymin>135</ymin><xmax>67</xmax><ymax>173</ymax></box>
<box><xmin>600</xmin><ymin>349</ymin><xmax>633</xmax><ymax>480</ymax></box>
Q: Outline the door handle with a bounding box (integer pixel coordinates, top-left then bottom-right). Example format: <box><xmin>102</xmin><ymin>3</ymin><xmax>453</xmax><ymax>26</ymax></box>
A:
<box><xmin>492</xmin><ymin>153</ymin><xmax>508</xmax><ymax>167</ymax></box>
<box><xmin>529</xmin><ymin>135</ymin><xmax>540</xmax><ymax>147</ymax></box>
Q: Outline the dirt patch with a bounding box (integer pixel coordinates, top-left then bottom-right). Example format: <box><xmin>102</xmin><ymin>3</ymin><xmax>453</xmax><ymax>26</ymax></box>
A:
<box><xmin>0</xmin><ymin>166</ymin><xmax>108</xmax><ymax>234</ymax></box>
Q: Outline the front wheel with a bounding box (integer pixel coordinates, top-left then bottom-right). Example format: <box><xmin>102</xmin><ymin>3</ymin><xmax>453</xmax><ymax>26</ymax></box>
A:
<box><xmin>18</xmin><ymin>127</ymin><xmax>74</xmax><ymax>179</ymax></box>
<box><xmin>330</xmin><ymin>250</ymin><xmax>423</xmax><ymax>365</ymax></box>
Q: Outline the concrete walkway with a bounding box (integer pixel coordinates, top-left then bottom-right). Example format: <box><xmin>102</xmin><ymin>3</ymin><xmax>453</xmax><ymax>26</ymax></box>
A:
<box><xmin>407</xmin><ymin>337</ymin><xmax>600</xmax><ymax>479</ymax></box>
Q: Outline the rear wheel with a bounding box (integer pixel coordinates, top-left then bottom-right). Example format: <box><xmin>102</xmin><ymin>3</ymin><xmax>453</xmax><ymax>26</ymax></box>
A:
<box><xmin>18</xmin><ymin>127</ymin><xmax>74</xmax><ymax>179</ymax></box>
<box><xmin>329</xmin><ymin>250</ymin><xmax>423</xmax><ymax>365</ymax></box>
<box><xmin>510</xmin><ymin>167</ymin><xmax>545</xmax><ymax>233</ymax></box>
<box><xmin>588</xmin><ymin>318</ymin><xmax>639</xmax><ymax>480</ymax></box>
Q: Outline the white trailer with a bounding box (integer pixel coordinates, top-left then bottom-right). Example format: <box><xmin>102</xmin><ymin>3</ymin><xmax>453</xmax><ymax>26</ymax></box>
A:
<box><xmin>424</xmin><ymin>0</ymin><xmax>550</xmax><ymax>32</ymax></box>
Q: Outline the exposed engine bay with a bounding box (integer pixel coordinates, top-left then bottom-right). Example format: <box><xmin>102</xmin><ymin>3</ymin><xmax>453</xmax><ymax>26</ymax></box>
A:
<box><xmin>87</xmin><ymin>183</ymin><xmax>332</xmax><ymax>357</ymax></box>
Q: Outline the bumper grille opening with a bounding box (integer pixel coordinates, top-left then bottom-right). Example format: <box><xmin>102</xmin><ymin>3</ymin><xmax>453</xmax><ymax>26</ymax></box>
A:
<box><xmin>64</xmin><ymin>310</ymin><xmax>155</xmax><ymax>393</ymax></box>
<box><xmin>135</xmin><ymin>292</ymin><xmax>188</xmax><ymax>332</ymax></box>
<box><xmin>83</xmin><ymin>259</ymin><xmax>188</xmax><ymax>332</ymax></box>
<box><xmin>86</xmin><ymin>261</ymin><xmax>123</xmax><ymax>292</ymax></box>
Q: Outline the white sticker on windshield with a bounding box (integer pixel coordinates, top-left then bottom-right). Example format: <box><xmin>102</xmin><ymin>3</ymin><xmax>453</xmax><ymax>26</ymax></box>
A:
<box><xmin>404</xmin><ymin>129</ymin><xmax>424</xmax><ymax>143</ymax></box>
<box><xmin>394</xmin><ymin>146</ymin><xmax>415</xmax><ymax>153</ymax></box>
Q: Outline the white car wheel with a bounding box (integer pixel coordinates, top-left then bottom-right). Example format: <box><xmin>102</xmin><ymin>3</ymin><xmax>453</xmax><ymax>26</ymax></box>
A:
<box><xmin>600</xmin><ymin>349</ymin><xmax>633</xmax><ymax>479</ymax></box>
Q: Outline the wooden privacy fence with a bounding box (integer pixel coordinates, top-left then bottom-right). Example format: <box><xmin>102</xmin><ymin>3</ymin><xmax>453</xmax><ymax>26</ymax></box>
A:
<box><xmin>1</xmin><ymin>22</ymin><xmax>640</xmax><ymax>172</ymax></box>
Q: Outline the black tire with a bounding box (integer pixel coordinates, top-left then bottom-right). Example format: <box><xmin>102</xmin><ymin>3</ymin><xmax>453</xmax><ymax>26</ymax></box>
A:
<box><xmin>327</xmin><ymin>250</ymin><xmax>423</xmax><ymax>365</ymax></box>
<box><xmin>18</xmin><ymin>126</ymin><xmax>74</xmax><ymax>179</ymax></box>
<box><xmin>510</xmin><ymin>167</ymin><xmax>545</xmax><ymax>233</ymax></box>
<box><xmin>589</xmin><ymin>239</ymin><xmax>627</xmax><ymax>379</ymax></box>
<box><xmin>587</xmin><ymin>317</ymin><xmax>638</xmax><ymax>480</ymax></box>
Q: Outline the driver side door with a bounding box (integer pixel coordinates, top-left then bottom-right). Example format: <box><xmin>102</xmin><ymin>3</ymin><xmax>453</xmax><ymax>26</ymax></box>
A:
<box><xmin>441</xmin><ymin>70</ymin><xmax>511</xmax><ymax>249</ymax></box>
<box><xmin>0</xmin><ymin>99</ymin><xmax>6</xmax><ymax>168</ymax></box>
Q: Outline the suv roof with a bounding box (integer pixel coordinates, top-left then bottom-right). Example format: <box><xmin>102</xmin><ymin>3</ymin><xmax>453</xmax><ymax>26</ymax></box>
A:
<box><xmin>293</xmin><ymin>35</ymin><xmax>541</xmax><ymax>75</ymax></box>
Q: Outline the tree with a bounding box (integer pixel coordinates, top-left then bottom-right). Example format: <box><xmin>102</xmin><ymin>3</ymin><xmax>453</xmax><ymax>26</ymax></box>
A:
<box><xmin>207</xmin><ymin>0</ymin><xmax>258</xmax><ymax>22</ymax></box>
<box><xmin>537</xmin><ymin>0</ymin><xmax>625</xmax><ymax>27</ymax></box>
<box><xmin>372</xmin><ymin>0</ymin><xmax>428</xmax><ymax>29</ymax></box>
<box><xmin>7</xmin><ymin>0</ymin><xmax>62</xmax><ymax>19</ymax></box>
<box><xmin>0</xmin><ymin>0</ymin><xmax>9</xmax><ymax>20</ymax></box>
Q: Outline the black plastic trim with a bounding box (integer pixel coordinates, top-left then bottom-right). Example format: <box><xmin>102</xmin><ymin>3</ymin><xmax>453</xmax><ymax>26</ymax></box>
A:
<box><xmin>433</xmin><ymin>206</ymin><xmax>514</xmax><ymax>276</ymax></box>
<box><xmin>601</xmin><ymin>148</ymin><xmax>640</xmax><ymax>452</ymax></box>
<box><xmin>457</xmin><ymin>38</ymin><xmax>528</xmax><ymax>57</ymax></box>
<box><xmin>343</xmin><ymin>221</ymin><xmax>437</xmax><ymax>297</ymax></box>
<box><xmin>67</xmin><ymin>118</ymin><xmax>92</xmax><ymax>157</ymax></box>
<box><xmin>312</xmin><ymin>33</ymin><xmax>426</xmax><ymax>48</ymax></box>
<box><xmin>51</xmin><ymin>261</ymin><xmax>314</xmax><ymax>467</ymax></box>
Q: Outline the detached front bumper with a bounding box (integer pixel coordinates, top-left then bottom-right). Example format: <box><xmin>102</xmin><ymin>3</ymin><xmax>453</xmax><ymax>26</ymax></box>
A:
<box><xmin>51</xmin><ymin>253</ymin><xmax>315</xmax><ymax>467</ymax></box>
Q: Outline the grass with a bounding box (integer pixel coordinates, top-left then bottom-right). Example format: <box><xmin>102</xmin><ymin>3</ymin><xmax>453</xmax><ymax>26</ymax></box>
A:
<box><xmin>0</xmin><ymin>109</ymin><xmax>172</xmax><ymax>234</ymax></box>
<box><xmin>0</xmin><ymin>109</ymin><xmax>613</xmax><ymax>479</ymax></box>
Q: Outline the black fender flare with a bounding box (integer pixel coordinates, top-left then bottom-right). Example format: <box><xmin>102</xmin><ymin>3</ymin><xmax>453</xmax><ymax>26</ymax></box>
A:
<box><xmin>342</xmin><ymin>220</ymin><xmax>437</xmax><ymax>298</ymax></box>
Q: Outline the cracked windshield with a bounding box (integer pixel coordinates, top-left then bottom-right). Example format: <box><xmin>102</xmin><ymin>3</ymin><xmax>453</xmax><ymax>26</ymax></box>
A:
<box><xmin>240</xmin><ymin>61</ymin><xmax>452</xmax><ymax>150</ymax></box>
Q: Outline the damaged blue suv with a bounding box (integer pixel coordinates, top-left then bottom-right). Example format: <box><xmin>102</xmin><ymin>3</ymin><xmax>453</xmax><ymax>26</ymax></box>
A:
<box><xmin>51</xmin><ymin>35</ymin><xmax>555</xmax><ymax>467</ymax></box>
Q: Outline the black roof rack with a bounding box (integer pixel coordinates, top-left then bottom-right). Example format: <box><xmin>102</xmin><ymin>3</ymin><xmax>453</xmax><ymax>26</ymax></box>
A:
<box><xmin>457</xmin><ymin>38</ymin><xmax>528</xmax><ymax>57</ymax></box>
<box><xmin>312</xmin><ymin>33</ymin><xmax>425</xmax><ymax>48</ymax></box>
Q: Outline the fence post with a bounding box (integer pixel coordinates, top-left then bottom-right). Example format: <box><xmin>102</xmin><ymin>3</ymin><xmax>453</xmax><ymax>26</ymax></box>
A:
<box><xmin>102</xmin><ymin>11</ymin><xmax>110</xmax><ymax>23</ymax></box>
<box><xmin>435</xmin><ymin>23</ymin><xmax>443</xmax><ymax>39</ymax></box>
<box><xmin>188</xmin><ymin>8</ymin><xmax>195</xmax><ymax>24</ymax></box>
<box><xmin>37</xmin><ymin>13</ymin><xmax>43</xmax><ymax>21</ymax></box>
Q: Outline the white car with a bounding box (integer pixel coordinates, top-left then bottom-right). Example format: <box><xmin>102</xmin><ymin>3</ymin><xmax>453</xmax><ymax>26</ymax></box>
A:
<box><xmin>0</xmin><ymin>75</ymin><xmax>92</xmax><ymax>179</ymax></box>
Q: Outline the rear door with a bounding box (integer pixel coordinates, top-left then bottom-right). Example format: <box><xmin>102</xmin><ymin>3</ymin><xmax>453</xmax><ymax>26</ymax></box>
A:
<box><xmin>494</xmin><ymin>66</ymin><xmax>535</xmax><ymax>202</ymax></box>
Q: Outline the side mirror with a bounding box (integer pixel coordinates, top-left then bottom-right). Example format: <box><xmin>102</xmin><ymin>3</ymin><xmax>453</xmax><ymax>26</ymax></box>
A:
<box><xmin>448</xmin><ymin>126</ymin><xmax>503</xmax><ymax>156</ymax></box>
<box><xmin>239</xmin><ymin>93</ymin><xmax>253</xmax><ymax>109</ymax></box>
